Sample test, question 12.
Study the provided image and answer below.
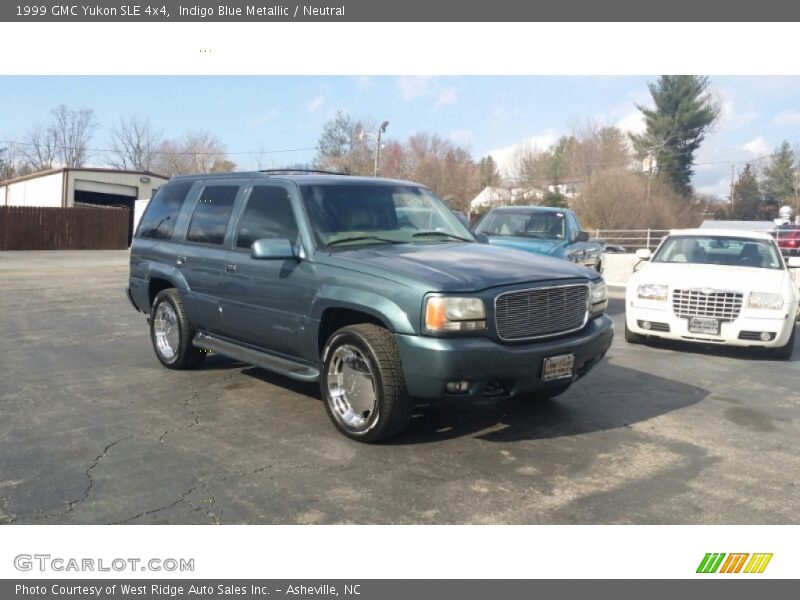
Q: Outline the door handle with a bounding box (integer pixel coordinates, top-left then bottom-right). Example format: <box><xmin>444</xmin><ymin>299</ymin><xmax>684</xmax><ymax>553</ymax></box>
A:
<box><xmin>224</xmin><ymin>264</ymin><xmax>237</xmax><ymax>273</ymax></box>
<box><xmin>176</xmin><ymin>256</ymin><xmax>187</xmax><ymax>266</ymax></box>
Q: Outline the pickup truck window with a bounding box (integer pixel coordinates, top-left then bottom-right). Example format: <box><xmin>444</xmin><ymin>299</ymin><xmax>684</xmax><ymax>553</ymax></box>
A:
<box><xmin>300</xmin><ymin>184</ymin><xmax>472</xmax><ymax>248</ymax></box>
<box><xmin>186</xmin><ymin>185</ymin><xmax>239</xmax><ymax>246</ymax></box>
<box><xmin>136</xmin><ymin>181</ymin><xmax>193</xmax><ymax>240</ymax></box>
<box><xmin>475</xmin><ymin>210</ymin><xmax>566</xmax><ymax>240</ymax></box>
<box><xmin>235</xmin><ymin>186</ymin><xmax>300</xmax><ymax>250</ymax></box>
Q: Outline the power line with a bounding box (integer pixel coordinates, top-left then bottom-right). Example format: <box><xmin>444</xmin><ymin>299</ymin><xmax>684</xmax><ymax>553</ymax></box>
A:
<box><xmin>0</xmin><ymin>138</ymin><xmax>317</xmax><ymax>157</ymax></box>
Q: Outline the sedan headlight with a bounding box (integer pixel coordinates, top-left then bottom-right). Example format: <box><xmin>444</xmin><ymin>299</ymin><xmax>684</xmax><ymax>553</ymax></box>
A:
<box><xmin>637</xmin><ymin>283</ymin><xmax>667</xmax><ymax>302</ymax></box>
<box><xmin>424</xmin><ymin>297</ymin><xmax>486</xmax><ymax>332</ymax></box>
<box><xmin>748</xmin><ymin>292</ymin><xmax>784</xmax><ymax>310</ymax></box>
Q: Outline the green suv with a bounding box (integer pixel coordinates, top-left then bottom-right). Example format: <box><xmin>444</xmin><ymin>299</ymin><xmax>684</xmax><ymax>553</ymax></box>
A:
<box><xmin>127</xmin><ymin>171</ymin><xmax>613</xmax><ymax>442</ymax></box>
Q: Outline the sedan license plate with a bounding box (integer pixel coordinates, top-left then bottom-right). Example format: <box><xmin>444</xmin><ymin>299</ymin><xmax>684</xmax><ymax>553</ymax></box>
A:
<box><xmin>688</xmin><ymin>316</ymin><xmax>720</xmax><ymax>335</ymax></box>
<box><xmin>542</xmin><ymin>353</ymin><xmax>575</xmax><ymax>381</ymax></box>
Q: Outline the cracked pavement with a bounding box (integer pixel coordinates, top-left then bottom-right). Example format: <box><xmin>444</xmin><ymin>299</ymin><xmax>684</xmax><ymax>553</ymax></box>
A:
<box><xmin>1</xmin><ymin>250</ymin><xmax>799</xmax><ymax>524</ymax></box>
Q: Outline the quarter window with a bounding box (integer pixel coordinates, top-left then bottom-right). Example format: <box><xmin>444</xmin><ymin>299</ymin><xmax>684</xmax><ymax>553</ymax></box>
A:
<box><xmin>235</xmin><ymin>186</ymin><xmax>299</xmax><ymax>250</ymax></box>
<box><xmin>186</xmin><ymin>185</ymin><xmax>239</xmax><ymax>245</ymax></box>
<box><xmin>136</xmin><ymin>181</ymin><xmax>193</xmax><ymax>240</ymax></box>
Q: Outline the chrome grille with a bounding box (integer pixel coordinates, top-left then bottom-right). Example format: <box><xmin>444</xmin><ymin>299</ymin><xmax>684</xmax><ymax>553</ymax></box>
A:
<box><xmin>495</xmin><ymin>284</ymin><xmax>589</xmax><ymax>340</ymax></box>
<box><xmin>672</xmin><ymin>289</ymin><xmax>743</xmax><ymax>321</ymax></box>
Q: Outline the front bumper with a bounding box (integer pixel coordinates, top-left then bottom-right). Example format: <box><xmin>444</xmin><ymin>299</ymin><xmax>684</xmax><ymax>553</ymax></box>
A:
<box><xmin>626</xmin><ymin>303</ymin><xmax>797</xmax><ymax>348</ymax></box>
<box><xmin>395</xmin><ymin>314</ymin><xmax>614</xmax><ymax>399</ymax></box>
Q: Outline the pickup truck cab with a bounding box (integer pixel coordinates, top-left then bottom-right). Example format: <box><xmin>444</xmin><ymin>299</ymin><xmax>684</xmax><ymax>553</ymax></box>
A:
<box><xmin>128</xmin><ymin>172</ymin><xmax>613</xmax><ymax>442</ymax></box>
<box><xmin>473</xmin><ymin>206</ymin><xmax>603</xmax><ymax>271</ymax></box>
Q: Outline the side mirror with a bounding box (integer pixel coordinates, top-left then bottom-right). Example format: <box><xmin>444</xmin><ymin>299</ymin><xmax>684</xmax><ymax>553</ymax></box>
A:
<box><xmin>251</xmin><ymin>238</ymin><xmax>296</xmax><ymax>260</ymax></box>
<box><xmin>636</xmin><ymin>248</ymin><xmax>652</xmax><ymax>261</ymax></box>
<box><xmin>787</xmin><ymin>257</ymin><xmax>800</xmax><ymax>268</ymax></box>
<box><xmin>575</xmin><ymin>230</ymin><xmax>590</xmax><ymax>242</ymax></box>
<box><xmin>473</xmin><ymin>232</ymin><xmax>490</xmax><ymax>244</ymax></box>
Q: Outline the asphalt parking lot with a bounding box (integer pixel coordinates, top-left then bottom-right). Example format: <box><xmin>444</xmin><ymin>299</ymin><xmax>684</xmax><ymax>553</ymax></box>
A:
<box><xmin>1</xmin><ymin>250</ymin><xmax>798</xmax><ymax>525</ymax></box>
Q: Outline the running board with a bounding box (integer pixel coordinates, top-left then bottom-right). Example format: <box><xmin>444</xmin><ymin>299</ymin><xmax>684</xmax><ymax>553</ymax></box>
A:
<box><xmin>193</xmin><ymin>332</ymin><xmax>320</xmax><ymax>382</ymax></box>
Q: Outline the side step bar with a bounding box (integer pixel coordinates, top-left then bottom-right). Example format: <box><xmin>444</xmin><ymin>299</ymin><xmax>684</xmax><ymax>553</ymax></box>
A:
<box><xmin>193</xmin><ymin>332</ymin><xmax>320</xmax><ymax>382</ymax></box>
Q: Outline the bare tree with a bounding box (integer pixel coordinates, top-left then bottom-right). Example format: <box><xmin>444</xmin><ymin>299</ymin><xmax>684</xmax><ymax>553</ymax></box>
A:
<box><xmin>49</xmin><ymin>105</ymin><xmax>97</xmax><ymax>167</ymax></box>
<box><xmin>573</xmin><ymin>169</ymin><xmax>703</xmax><ymax>230</ymax></box>
<box><xmin>0</xmin><ymin>143</ymin><xmax>33</xmax><ymax>180</ymax></box>
<box><xmin>21</xmin><ymin>125</ymin><xmax>59</xmax><ymax>171</ymax></box>
<box><xmin>109</xmin><ymin>116</ymin><xmax>162</xmax><ymax>171</ymax></box>
<box><xmin>153</xmin><ymin>130</ymin><xmax>236</xmax><ymax>176</ymax></box>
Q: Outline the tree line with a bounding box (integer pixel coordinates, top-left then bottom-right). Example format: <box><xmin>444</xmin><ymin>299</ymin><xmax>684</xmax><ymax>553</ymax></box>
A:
<box><xmin>716</xmin><ymin>142</ymin><xmax>800</xmax><ymax>221</ymax></box>
<box><xmin>2</xmin><ymin>76</ymin><xmax>793</xmax><ymax>230</ymax></box>
<box><xmin>0</xmin><ymin>106</ymin><xmax>236</xmax><ymax>180</ymax></box>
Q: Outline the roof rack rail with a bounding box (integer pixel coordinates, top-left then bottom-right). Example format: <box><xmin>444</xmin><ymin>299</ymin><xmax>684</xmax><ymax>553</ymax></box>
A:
<box><xmin>259</xmin><ymin>168</ymin><xmax>349</xmax><ymax>176</ymax></box>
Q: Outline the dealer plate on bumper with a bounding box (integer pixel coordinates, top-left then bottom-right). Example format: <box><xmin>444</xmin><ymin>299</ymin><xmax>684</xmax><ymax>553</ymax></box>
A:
<box><xmin>542</xmin><ymin>353</ymin><xmax>575</xmax><ymax>381</ymax></box>
<box><xmin>688</xmin><ymin>316</ymin><xmax>720</xmax><ymax>335</ymax></box>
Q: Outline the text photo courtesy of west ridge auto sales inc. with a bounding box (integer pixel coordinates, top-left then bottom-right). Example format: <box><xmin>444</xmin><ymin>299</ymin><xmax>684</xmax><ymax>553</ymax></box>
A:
<box><xmin>1</xmin><ymin>74</ymin><xmax>799</xmax><ymax>527</ymax></box>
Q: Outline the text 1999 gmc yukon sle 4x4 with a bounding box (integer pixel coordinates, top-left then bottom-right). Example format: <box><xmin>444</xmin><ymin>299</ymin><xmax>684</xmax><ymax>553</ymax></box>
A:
<box><xmin>127</xmin><ymin>172</ymin><xmax>613</xmax><ymax>442</ymax></box>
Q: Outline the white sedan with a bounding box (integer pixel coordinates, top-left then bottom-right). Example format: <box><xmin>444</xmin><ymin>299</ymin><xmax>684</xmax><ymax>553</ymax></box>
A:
<box><xmin>625</xmin><ymin>229</ymin><xmax>800</xmax><ymax>359</ymax></box>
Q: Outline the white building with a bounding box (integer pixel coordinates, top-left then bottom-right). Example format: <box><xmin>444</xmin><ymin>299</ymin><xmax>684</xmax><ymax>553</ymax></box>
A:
<box><xmin>0</xmin><ymin>167</ymin><xmax>168</xmax><ymax>209</ymax></box>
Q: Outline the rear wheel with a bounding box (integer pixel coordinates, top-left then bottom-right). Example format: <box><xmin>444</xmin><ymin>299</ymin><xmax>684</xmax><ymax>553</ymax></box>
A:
<box><xmin>321</xmin><ymin>324</ymin><xmax>412</xmax><ymax>443</ymax></box>
<box><xmin>149</xmin><ymin>289</ymin><xmax>206</xmax><ymax>369</ymax></box>
<box><xmin>624</xmin><ymin>319</ymin><xmax>645</xmax><ymax>344</ymax></box>
<box><xmin>768</xmin><ymin>325</ymin><xmax>795</xmax><ymax>360</ymax></box>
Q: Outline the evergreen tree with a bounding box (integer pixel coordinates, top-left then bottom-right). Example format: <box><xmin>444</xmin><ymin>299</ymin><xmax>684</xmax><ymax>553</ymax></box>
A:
<box><xmin>630</xmin><ymin>75</ymin><xmax>720</xmax><ymax>197</ymax></box>
<box><xmin>732</xmin><ymin>164</ymin><xmax>762</xmax><ymax>220</ymax></box>
<box><xmin>477</xmin><ymin>155</ymin><xmax>501</xmax><ymax>187</ymax></box>
<box><xmin>761</xmin><ymin>141</ymin><xmax>796</xmax><ymax>219</ymax></box>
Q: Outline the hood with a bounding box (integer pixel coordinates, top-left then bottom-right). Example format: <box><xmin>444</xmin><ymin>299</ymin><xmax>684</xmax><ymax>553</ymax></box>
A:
<box><xmin>486</xmin><ymin>236</ymin><xmax>566</xmax><ymax>256</ymax></box>
<box><xmin>634</xmin><ymin>262</ymin><xmax>790</xmax><ymax>292</ymax></box>
<box><xmin>317</xmin><ymin>242</ymin><xmax>597</xmax><ymax>292</ymax></box>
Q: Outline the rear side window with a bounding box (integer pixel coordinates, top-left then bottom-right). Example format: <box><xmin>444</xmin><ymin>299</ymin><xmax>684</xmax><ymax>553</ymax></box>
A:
<box><xmin>136</xmin><ymin>181</ymin><xmax>193</xmax><ymax>240</ymax></box>
<box><xmin>235</xmin><ymin>186</ymin><xmax>299</xmax><ymax>250</ymax></box>
<box><xmin>186</xmin><ymin>185</ymin><xmax>239</xmax><ymax>246</ymax></box>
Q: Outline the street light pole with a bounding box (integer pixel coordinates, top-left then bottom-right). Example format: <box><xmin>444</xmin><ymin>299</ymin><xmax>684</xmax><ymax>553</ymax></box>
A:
<box><xmin>373</xmin><ymin>120</ymin><xmax>389</xmax><ymax>177</ymax></box>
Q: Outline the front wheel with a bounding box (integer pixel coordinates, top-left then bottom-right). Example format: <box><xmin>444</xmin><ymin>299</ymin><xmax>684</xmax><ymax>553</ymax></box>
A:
<box><xmin>624</xmin><ymin>320</ymin><xmax>645</xmax><ymax>344</ymax></box>
<box><xmin>321</xmin><ymin>324</ymin><xmax>412</xmax><ymax>443</ymax></box>
<box><xmin>768</xmin><ymin>325</ymin><xmax>795</xmax><ymax>360</ymax></box>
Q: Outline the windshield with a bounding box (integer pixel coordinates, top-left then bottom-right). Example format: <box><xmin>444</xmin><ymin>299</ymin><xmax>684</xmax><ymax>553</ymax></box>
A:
<box><xmin>653</xmin><ymin>235</ymin><xmax>784</xmax><ymax>270</ymax></box>
<box><xmin>474</xmin><ymin>210</ymin><xmax>566</xmax><ymax>239</ymax></box>
<box><xmin>299</xmin><ymin>184</ymin><xmax>473</xmax><ymax>248</ymax></box>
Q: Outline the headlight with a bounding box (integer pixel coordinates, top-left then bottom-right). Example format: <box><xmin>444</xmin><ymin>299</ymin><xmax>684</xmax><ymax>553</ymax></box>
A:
<box><xmin>590</xmin><ymin>279</ymin><xmax>607</xmax><ymax>304</ymax></box>
<box><xmin>424</xmin><ymin>297</ymin><xmax>486</xmax><ymax>332</ymax></box>
<box><xmin>748</xmin><ymin>292</ymin><xmax>784</xmax><ymax>310</ymax></box>
<box><xmin>637</xmin><ymin>283</ymin><xmax>667</xmax><ymax>301</ymax></box>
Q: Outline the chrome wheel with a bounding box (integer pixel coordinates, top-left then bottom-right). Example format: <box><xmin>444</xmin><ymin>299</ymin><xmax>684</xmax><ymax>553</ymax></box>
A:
<box><xmin>153</xmin><ymin>301</ymin><xmax>180</xmax><ymax>361</ymax></box>
<box><xmin>326</xmin><ymin>345</ymin><xmax>377</xmax><ymax>431</ymax></box>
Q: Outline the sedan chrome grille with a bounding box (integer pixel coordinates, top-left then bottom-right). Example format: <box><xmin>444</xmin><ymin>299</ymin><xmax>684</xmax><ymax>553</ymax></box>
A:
<box><xmin>495</xmin><ymin>284</ymin><xmax>589</xmax><ymax>340</ymax></box>
<box><xmin>672</xmin><ymin>289</ymin><xmax>743</xmax><ymax>321</ymax></box>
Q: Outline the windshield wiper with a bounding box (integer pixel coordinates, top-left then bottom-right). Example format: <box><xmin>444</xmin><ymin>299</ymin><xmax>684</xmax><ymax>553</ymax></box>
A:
<box><xmin>412</xmin><ymin>231</ymin><xmax>473</xmax><ymax>243</ymax></box>
<box><xmin>326</xmin><ymin>235</ymin><xmax>403</xmax><ymax>247</ymax></box>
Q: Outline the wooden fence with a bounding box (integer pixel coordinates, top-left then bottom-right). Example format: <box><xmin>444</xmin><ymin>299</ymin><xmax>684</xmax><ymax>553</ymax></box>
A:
<box><xmin>0</xmin><ymin>205</ymin><xmax>131</xmax><ymax>250</ymax></box>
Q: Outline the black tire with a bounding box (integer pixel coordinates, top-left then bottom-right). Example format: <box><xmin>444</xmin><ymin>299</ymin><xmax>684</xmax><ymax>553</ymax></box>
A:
<box><xmin>768</xmin><ymin>325</ymin><xmax>795</xmax><ymax>360</ymax></box>
<box><xmin>320</xmin><ymin>324</ymin><xmax>412</xmax><ymax>443</ymax></box>
<box><xmin>624</xmin><ymin>320</ymin><xmax>645</xmax><ymax>344</ymax></box>
<box><xmin>149</xmin><ymin>288</ymin><xmax>206</xmax><ymax>370</ymax></box>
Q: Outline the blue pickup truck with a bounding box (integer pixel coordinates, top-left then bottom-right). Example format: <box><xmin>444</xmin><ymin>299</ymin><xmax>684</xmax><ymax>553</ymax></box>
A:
<box><xmin>473</xmin><ymin>206</ymin><xmax>603</xmax><ymax>272</ymax></box>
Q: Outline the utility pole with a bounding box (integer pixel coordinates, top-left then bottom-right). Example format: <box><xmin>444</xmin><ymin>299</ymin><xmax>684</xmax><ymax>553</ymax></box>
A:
<box><xmin>373</xmin><ymin>120</ymin><xmax>389</xmax><ymax>177</ymax></box>
<box><xmin>730</xmin><ymin>164</ymin><xmax>735</xmax><ymax>219</ymax></box>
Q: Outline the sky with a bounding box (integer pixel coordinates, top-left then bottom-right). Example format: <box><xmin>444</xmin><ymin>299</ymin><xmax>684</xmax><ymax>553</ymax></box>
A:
<box><xmin>2</xmin><ymin>75</ymin><xmax>800</xmax><ymax>197</ymax></box>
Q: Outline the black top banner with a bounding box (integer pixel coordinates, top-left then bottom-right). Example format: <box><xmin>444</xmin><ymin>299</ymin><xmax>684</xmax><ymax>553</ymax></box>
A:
<box><xmin>3</xmin><ymin>0</ymin><xmax>800</xmax><ymax>22</ymax></box>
